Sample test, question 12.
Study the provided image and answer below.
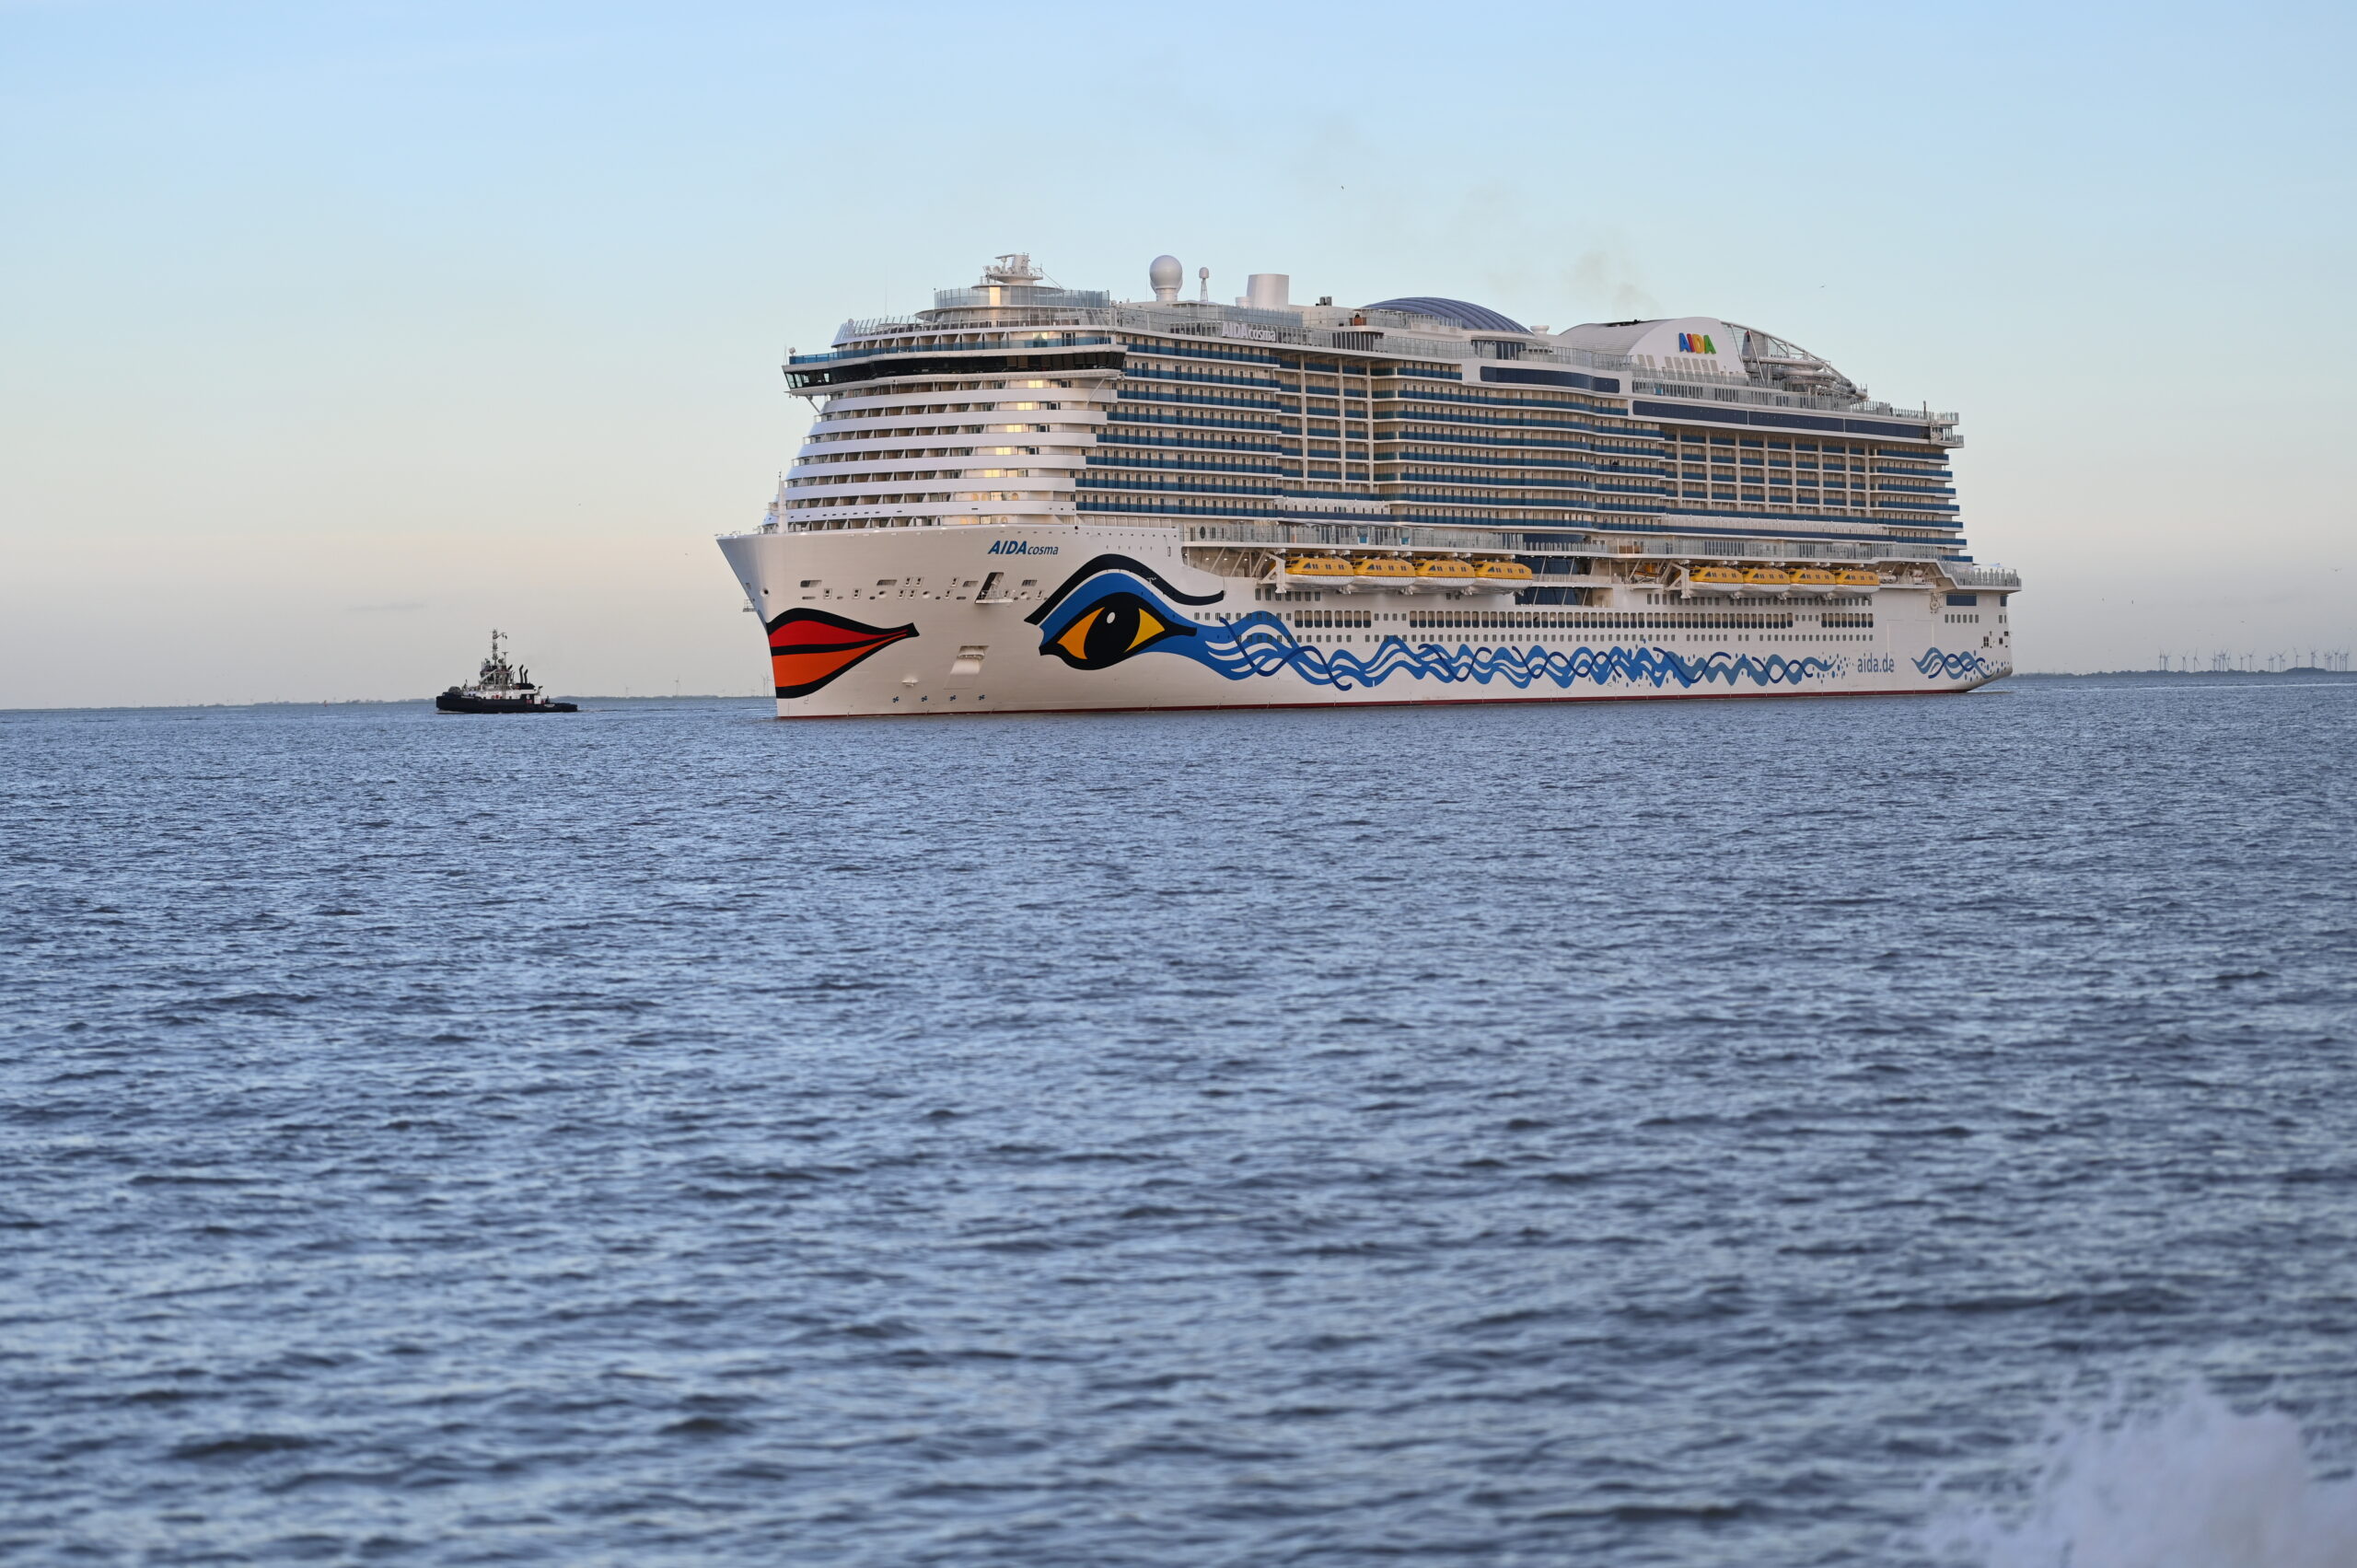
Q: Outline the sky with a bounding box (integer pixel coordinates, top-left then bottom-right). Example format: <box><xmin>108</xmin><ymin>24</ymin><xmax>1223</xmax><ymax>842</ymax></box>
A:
<box><xmin>3</xmin><ymin>0</ymin><xmax>2351</xmax><ymax>704</ymax></box>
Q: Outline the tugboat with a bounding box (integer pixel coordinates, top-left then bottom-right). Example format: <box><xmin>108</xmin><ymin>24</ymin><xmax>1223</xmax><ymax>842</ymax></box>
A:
<box><xmin>435</xmin><ymin>630</ymin><xmax>577</xmax><ymax>713</ymax></box>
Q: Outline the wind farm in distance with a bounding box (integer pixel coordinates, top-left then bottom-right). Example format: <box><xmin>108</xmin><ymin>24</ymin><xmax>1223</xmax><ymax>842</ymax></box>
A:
<box><xmin>2152</xmin><ymin>649</ymin><xmax>2351</xmax><ymax>674</ymax></box>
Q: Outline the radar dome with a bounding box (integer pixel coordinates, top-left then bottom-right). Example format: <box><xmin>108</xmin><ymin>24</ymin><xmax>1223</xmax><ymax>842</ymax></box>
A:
<box><xmin>1149</xmin><ymin>254</ymin><xmax>1184</xmax><ymax>302</ymax></box>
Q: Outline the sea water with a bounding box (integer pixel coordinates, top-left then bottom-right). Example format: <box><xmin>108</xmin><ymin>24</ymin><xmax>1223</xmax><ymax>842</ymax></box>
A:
<box><xmin>3</xmin><ymin>678</ymin><xmax>2352</xmax><ymax>1565</ymax></box>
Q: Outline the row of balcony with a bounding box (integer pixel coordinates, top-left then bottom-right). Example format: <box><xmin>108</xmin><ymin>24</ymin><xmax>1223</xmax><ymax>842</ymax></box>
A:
<box><xmin>804</xmin><ymin>306</ymin><xmax>1956</xmax><ymax>428</ymax></box>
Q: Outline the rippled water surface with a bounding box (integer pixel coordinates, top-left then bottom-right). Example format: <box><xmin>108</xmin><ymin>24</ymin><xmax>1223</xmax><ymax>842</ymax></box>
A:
<box><xmin>6</xmin><ymin>679</ymin><xmax>2354</xmax><ymax>1566</ymax></box>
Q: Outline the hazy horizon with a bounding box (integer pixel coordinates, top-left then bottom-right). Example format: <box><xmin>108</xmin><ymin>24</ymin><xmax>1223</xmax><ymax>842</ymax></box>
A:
<box><xmin>6</xmin><ymin>0</ymin><xmax>2351</xmax><ymax>707</ymax></box>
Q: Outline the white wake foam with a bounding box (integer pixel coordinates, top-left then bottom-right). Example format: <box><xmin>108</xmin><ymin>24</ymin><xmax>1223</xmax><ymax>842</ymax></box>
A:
<box><xmin>1925</xmin><ymin>1386</ymin><xmax>2357</xmax><ymax>1568</ymax></box>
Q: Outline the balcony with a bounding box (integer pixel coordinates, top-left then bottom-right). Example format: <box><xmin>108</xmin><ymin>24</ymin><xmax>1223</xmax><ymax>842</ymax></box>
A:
<box><xmin>1181</xmin><ymin>521</ymin><xmax>1588</xmax><ymax>553</ymax></box>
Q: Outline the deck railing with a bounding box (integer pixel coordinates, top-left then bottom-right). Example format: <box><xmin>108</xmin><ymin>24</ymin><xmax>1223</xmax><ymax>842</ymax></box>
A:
<box><xmin>730</xmin><ymin>517</ymin><xmax>2000</xmax><ymax>575</ymax></box>
<box><xmin>1607</xmin><ymin>536</ymin><xmax>1958</xmax><ymax>563</ymax></box>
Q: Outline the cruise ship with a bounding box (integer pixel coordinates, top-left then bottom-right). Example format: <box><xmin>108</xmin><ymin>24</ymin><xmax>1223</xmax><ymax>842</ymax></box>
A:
<box><xmin>718</xmin><ymin>254</ymin><xmax>2016</xmax><ymax>716</ymax></box>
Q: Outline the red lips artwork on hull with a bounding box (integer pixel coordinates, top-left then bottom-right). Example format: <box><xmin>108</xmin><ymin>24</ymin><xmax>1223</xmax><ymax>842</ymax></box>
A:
<box><xmin>765</xmin><ymin>609</ymin><xmax>918</xmax><ymax>699</ymax></box>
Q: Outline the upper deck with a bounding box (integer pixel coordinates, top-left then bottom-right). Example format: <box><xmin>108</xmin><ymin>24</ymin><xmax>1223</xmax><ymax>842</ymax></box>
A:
<box><xmin>755</xmin><ymin>254</ymin><xmax>1989</xmax><ymax>582</ymax></box>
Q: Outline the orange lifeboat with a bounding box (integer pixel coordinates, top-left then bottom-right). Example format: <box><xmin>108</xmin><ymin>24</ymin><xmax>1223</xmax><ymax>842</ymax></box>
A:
<box><xmin>1288</xmin><ymin>555</ymin><xmax>1353</xmax><ymax>580</ymax></box>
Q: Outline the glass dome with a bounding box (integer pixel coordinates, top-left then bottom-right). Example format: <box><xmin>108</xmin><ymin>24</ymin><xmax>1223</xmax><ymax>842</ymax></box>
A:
<box><xmin>1362</xmin><ymin>296</ymin><xmax>1529</xmax><ymax>333</ymax></box>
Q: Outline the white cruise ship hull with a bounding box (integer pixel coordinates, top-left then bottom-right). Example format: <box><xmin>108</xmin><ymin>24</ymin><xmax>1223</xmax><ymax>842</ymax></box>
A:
<box><xmin>720</xmin><ymin>524</ymin><xmax>2009</xmax><ymax>718</ymax></box>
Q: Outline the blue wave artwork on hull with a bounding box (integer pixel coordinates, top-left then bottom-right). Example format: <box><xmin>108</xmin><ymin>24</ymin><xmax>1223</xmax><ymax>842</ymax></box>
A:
<box><xmin>1913</xmin><ymin>647</ymin><xmax>1992</xmax><ymax>679</ymax></box>
<box><xmin>1028</xmin><ymin>556</ymin><xmax>1849</xmax><ymax>692</ymax></box>
<box><xmin>1190</xmin><ymin>621</ymin><xmax>1839</xmax><ymax>691</ymax></box>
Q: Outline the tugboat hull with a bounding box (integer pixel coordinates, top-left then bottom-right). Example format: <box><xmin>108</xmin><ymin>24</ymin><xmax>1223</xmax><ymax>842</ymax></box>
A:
<box><xmin>435</xmin><ymin>691</ymin><xmax>577</xmax><ymax>714</ymax></box>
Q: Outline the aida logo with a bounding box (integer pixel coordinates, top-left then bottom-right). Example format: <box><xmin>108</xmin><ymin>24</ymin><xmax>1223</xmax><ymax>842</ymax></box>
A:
<box><xmin>1676</xmin><ymin>332</ymin><xmax>1718</xmax><ymax>354</ymax></box>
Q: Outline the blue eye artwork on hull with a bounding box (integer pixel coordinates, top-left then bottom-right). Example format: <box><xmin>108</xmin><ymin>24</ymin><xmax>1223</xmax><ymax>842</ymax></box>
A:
<box><xmin>1026</xmin><ymin>555</ymin><xmax>1219</xmax><ymax>671</ymax></box>
<box><xmin>1029</xmin><ymin>558</ymin><xmax>1984</xmax><ymax>691</ymax></box>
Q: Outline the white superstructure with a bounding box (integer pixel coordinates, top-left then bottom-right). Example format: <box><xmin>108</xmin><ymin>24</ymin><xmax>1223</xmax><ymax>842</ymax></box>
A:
<box><xmin>718</xmin><ymin>255</ymin><xmax>2016</xmax><ymax>715</ymax></box>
